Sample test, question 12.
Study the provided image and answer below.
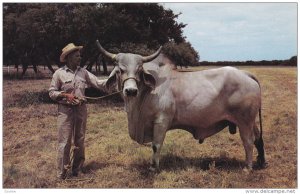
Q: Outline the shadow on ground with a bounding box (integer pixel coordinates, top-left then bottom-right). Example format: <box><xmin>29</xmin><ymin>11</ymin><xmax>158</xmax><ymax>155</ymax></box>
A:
<box><xmin>159</xmin><ymin>154</ymin><xmax>245</xmax><ymax>171</ymax></box>
<box><xmin>129</xmin><ymin>153</ymin><xmax>265</xmax><ymax>174</ymax></box>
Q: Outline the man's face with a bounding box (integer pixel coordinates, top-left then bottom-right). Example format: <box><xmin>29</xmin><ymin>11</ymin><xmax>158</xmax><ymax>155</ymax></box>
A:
<box><xmin>67</xmin><ymin>50</ymin><xmax>81</xmax><ymax>69</ymax></box>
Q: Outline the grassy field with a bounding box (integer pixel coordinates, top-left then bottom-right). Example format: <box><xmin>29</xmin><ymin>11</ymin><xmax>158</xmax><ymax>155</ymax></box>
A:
<box><xmin>2</xmin><ymin>66</ymin><xmax>297</xmax><ymax>188</ymax></box>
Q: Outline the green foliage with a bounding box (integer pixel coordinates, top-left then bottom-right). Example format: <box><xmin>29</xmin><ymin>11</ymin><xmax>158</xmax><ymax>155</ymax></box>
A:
<box><xmin>163</xmin><ymin>41</ymin><xmax>200</xmax><ymax>67</ymax></box>
<box><xmin>106</xmin><ymin>42</ymin><xmax>157</xmax><ymax>56</ymax></box>
<box><xmin>200</xmin><ymin>57</ymin><xmax>297</xmax><ymax>67</ymax></box>
<box><xmin>3</xmin><ymin>3</ymin><xmax>198</xmax><ymax>71</ymax></box>
<box><xmin>289</xmin><ymin>56</ymin><xmax>297</xmax><ymax>65</ymax></box>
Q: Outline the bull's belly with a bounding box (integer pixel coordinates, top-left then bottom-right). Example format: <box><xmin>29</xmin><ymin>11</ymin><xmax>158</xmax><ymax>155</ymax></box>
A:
<box><xmin>171</xmin><ymin>120</ymin><xmax>232</xmax><ymax>140</ymax></box>
<box><xmin>171</xmin><ymin>108</ymin><xmax>235</xmax><ymax>140</ymax></box>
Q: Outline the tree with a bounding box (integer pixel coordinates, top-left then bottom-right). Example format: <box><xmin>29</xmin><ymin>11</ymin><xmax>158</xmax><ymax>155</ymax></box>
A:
<box><xmin>3</xmin><ymin>3</ymin><xmax>62</xmax><ymax>75</ymax></box>
<box><xmin>289</xmin><ymin>56</ymin><xmax>297</xmax><ymax>66</ymax></box>
<box><xmin>163</xmin><ymin>41</ymin><xmax>200</xmax><ymax>68</ymax></box>
<box><xmin>105</xmin><ymin>3</ymin><xmax>186</xmax><ymax>46</ymax></box>
<box><xmin>3</xmin><ymin>3</ymin><xmax>200</xmax><ymax>76</ymax></box>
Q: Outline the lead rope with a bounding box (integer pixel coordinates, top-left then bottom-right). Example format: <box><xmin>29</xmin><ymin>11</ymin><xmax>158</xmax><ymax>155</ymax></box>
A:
<box><xmin>83</xmin><ymin>91</ymin><xmax>122</xmax><ymax>100</ymax></box>
<box><xmin>63</xmin><ymin>145</ymin><xmax>78</xmax><ymax>177</ymax></box>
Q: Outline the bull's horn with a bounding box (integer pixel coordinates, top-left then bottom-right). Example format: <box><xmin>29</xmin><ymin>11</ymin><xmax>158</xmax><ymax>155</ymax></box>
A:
<box><xmin>96</xmin><ymin>40</ymin><xmax>117</xmax><ymax>60</ymax></box>
<box><xmin>141</xmin><ymin>46</ymin><xmax>162</xmax><ymax>63</ymax></box>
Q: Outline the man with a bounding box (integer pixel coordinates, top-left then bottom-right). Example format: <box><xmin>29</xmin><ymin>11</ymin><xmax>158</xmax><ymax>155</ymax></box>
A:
<box><xmin>49</xmin><ymin>43</ymin><xmax>107</xmax><ymax>179</ymax></box>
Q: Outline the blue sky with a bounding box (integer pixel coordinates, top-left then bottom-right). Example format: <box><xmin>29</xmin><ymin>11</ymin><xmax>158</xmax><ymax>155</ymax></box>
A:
<box><xmin>162</xmin><ymin>3</ymin><xmax>297</xmax><ymax>62</ymax></box>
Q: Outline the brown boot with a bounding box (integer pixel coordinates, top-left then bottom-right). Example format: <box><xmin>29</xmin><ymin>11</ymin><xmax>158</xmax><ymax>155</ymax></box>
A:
<box><xmin>57</xmin><ymin>169</ymin><xmax>67</xmax><ymax>180</ymax></box>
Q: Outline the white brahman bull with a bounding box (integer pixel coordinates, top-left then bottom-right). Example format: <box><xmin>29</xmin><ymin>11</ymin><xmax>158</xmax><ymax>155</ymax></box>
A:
<box><xmin>96</xmin><ymin>40</ymin><xmax>266</xmax><ymax>171</ymax></box>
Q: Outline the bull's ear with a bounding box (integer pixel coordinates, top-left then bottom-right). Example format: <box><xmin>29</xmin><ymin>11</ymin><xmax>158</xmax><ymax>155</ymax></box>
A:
<box><xmin>105</xmin><ymin>74</ymin><xmax>117</xmax><ymax>91</ymax></box>
<box><xmin>141</xmin><ymin>69</ymin><xmax>156</xmax><ymax>89</ymax></box>
<box><xmin>105</xmin><ymin>67</ymin><xmax>119</xmax><ymax>91</ymax></box>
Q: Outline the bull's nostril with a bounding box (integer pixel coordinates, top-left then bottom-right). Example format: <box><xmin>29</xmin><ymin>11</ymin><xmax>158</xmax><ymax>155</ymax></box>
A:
<box><xmin>131</xmin><ymin>90</ymin><xmax>137</xmax><ymax>96</ymax></box>
<box><xmin>125</xmin><ymin>88</ymin><xmax>138</xmax><ymax>96</ymax></box>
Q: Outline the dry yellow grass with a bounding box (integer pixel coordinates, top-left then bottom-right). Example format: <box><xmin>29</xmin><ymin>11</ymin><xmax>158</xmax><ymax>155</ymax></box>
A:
<box><xmin>3</xmin><ymin>66</ymin><xmax>297</xmax><ymax>188</ymax></box>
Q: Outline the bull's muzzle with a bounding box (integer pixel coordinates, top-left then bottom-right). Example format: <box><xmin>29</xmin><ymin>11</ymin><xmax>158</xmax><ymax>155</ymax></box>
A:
<box><xmin>123</xmin><ymin>77</ymin><xmax>139</xmax><ymax>97</ymax></box>
<box><xmin>125</xmin><ymin>88</ymin><xmax>138</xmax><ymax>97</ymax></box>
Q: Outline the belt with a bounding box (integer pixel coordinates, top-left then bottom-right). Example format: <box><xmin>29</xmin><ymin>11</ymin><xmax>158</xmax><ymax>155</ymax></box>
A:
<box><xmin>59</xmin><ymin>99</ymin><xmax>86</xmax><ymax>107</ymax></box>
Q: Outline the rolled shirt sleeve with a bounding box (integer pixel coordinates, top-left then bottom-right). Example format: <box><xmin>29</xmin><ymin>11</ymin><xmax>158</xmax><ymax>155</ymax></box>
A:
<box><xmin>49</xmin><ymin>71</ymin><xmax>63</xmax><ymax>101</ymax></box>
<box><xmin>85</xmin><ymin>70</ymin><xmax>108</xmax><ymax>92</ymax></box>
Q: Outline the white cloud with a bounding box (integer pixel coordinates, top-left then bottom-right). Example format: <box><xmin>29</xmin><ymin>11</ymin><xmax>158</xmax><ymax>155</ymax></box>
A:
<box><xmin>163</xmin><ymin>3</ymin><xmax>297</xmax><ymax>61</ymax></box>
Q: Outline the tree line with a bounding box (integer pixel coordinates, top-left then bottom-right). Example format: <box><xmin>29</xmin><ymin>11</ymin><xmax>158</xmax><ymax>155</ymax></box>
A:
<box><xmin>200</xmin><ymin>56</ymin><xmax>297</xmax><ymax>66</ymax></box>
<box><xmin>3</xmin><ymin>3</ymin><xmax>200</xmax><ymax>77</ymax></box>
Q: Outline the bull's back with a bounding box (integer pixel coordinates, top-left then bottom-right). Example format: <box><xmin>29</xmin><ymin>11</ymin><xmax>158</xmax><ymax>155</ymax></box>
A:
<box><xmin>170</xmin><ymin>66</ymin><xmax>260</xmax><ymax>129</ymax></box>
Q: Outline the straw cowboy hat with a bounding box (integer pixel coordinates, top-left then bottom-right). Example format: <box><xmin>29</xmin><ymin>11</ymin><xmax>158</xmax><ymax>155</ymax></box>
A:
<box><xmin>60</xmin><ymin>43</ymin><xmax>83</xmax><ymax>62</ymax></box>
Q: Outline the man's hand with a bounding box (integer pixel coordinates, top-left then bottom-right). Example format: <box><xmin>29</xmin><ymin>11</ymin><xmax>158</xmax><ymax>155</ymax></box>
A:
<box><xmin>61</xmin><ymin>93</ymin><xmax>80</xmax><ymax>105</ymax></box>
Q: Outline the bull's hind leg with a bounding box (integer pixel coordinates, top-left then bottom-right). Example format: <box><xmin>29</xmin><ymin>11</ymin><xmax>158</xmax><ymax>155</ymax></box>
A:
<box><xmin>253</xmin><ymin>124</ymin><xmax>266</xmax><ymax>168</ymax></box>
<box><xmin>239</xmin><ymin>123</ymin><xmax>255</xmax><ymax>170</ymax></box>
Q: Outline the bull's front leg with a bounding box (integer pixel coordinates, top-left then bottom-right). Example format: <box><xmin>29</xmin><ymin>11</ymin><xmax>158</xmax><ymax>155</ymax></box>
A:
<box><xmin>150</xmin><ymin>114</ymin><xmax>168</xmax><ymax>171</ymax></box>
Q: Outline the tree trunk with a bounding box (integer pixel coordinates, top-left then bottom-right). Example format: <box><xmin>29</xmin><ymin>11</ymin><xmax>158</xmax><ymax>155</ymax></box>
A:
<box><xmin>96</xmin><ymin>55</ymin><xmax>101</xmax><ymax>75</ymax></box>
<box><xmin>21</xmin><ymin>63</ymin><xmax>28</xmax><ymax>77</ymax></box>
<box><xmin>45</xmin><ymin>56</ymin><xmax>55</xmax><ymax>74</ymax></box>
<box><xmin>102</xmin><ymin>58</ymin><xmax>108</xmax><ymax>75</ymax></box>
<box><xmin>33</xmin><ymin>64</ymin><xmax>38</xmax><ymax>74</ymax></box>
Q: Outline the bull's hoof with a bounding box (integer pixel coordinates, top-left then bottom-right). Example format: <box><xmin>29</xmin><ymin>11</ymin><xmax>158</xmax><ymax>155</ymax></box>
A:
<box><xmin>256</xmin><ymin>160</ymin><xmax>267</xmax><ymax>169</ymax></box>
<box><xmin>256</xmin><ymin>156</ymin><xmax>267</xmax><ymax>169</ymax></box>
<box><xmin>149</xmin><ymin>166</ymin><xmax>160</xmax><ymax>172</ymax></box>
<box><xmin>149</xmin><ymin>162</ymin><xmax>159</xmax><ymax>172</ymax></box>
<box><xmin>149</xmin><ymin>166</ymin><xmax>156</xmax><ymax>172</ymax></box>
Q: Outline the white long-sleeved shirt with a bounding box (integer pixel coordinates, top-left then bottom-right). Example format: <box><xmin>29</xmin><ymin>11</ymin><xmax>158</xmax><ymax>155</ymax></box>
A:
<box><xmin>49</xmin><ymin>66</ymin><xmax>107</xmax><ymax>104</ymax></box>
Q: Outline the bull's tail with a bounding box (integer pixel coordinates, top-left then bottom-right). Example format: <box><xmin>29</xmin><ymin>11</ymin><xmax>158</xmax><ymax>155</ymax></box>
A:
<box><xmin>258</xmin><ymin>107</ymin><xmax>263</xmax><ymax>140</ymax></box>
<box><xmin>255</xmin><ymin>107</ymin><xmax>266</xmax><ymax>168</ymax></box>
<box><xmin>244</xmin><ymin>71</ymin><xmax>266</xmax><ymax>168</ymax></box>
<box><xmin>244</xmin><ymin>71</ymin><xmax>263</xmax><ymax>137</ymax></box>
